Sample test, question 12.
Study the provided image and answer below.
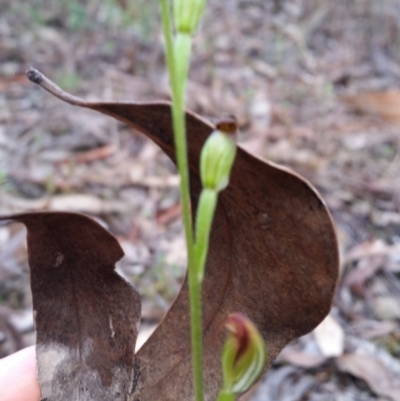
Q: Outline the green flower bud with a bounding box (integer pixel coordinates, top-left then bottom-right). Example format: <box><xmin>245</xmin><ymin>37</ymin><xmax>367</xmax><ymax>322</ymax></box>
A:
<box><xmin>200</xmin><ymin>118</ymin><xmax>237</xmax><ymax>192</ymax></box>
<box><xmin>221</xmin><ymin>313</ymin><xmax>267</xmax><ymax>394</ymax></box>
<box><xmin>174</xmin><ymin>0</ymin><xmax>208</xmax><ymax>34</ymax></box>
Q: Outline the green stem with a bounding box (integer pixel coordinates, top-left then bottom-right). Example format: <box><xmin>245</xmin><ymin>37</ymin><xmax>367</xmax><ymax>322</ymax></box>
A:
<box><xmin>160</xmin><ymin>2</ymin><xmax>203</xmax><ymax>400</ymax></box>
<box><xmin>188</xmin><ymin>260</ymin><xmax>204</xmax><ymax>401</ymax></box>
<box><xmin>217</xmin><ymin>389</ymin><xmax>235</xmax><ymax>401</ymax></box>
<box><xmin>194</xmin><ymin>188</ymin><xmax>217</xmax><ymax>282</ymax></box>
<box><xmin>160</xmin><ymin>0</ymin><xmax>193</xmax><ymax>252</ymax></box>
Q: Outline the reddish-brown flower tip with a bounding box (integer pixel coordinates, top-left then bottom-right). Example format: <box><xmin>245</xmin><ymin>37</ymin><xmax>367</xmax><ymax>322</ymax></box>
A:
<box><xmin>222</xmin><ymin>312</ymin><xmax>267</xmax><ymax>394</ymax></box>
<box><xmin>215</xmin><ymin>115</ymin><xmax>238</xmax><ymax>138</ymax></box>
<box><xmin>225</xmin><ymin>313</ymin><xmax>250</xmax><ymax>365</ymax></box>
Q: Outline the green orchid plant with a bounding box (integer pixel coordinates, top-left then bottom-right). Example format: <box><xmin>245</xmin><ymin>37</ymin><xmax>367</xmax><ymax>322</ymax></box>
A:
<box><xmin>159</xmin><ymin>1</ymin><xmax>268</xmax><ymax>399</ymax></box>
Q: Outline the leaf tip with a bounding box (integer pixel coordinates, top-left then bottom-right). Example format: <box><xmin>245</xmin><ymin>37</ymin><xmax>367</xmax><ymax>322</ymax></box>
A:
<box><xmin>26</xmin><ymin>67</ymin><xmax>43</xmax><ymax>85</ymax></box>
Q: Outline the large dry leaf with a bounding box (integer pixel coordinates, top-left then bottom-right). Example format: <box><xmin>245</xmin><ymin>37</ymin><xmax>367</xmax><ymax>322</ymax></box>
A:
<box><xmin>25</xmin><ymin>68</ymin><xmax>338</xmax><ymax>400</ymax></box>
<box><xmin>0</xmin><ymin>212</ymin><xmax>141</xmax><ymax>401</ymax></box>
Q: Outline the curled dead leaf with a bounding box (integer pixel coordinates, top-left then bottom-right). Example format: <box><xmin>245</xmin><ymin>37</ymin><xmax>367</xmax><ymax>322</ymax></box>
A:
<box><xmin>10</xmin><ymin>68</ymin><xmax>339</xmax><ymax>400</ymax></box>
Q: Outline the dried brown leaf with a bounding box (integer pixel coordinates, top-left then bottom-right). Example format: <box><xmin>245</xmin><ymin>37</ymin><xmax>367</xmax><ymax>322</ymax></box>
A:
<box><xmin>24</xmin><ymin>69</ymin><xmax>339</xmax><ymax>401</ymax></box>
<box><xmin>0</xmin><ymin>212</ymin><xmax>141</xmax><ymax>401</ymax></box>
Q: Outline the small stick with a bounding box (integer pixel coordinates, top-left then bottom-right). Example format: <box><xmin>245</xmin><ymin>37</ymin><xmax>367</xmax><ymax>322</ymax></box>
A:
<box><xmin>26</xmin><ymin>67</ymin><xmax>88</xmax><ymax>107</ymax></box>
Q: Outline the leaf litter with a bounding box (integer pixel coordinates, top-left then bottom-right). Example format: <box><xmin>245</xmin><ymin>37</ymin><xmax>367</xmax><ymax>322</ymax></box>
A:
<box><xmin>1</xmin><ymin>0</ymin><xmax>400</xmax><ymax>400</ymax></box>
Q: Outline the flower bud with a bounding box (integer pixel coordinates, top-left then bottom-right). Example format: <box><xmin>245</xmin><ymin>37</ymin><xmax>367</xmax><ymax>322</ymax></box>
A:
<box><xmin>200</xmin><ymin>118</ymin><xmax>237</xmax><ymax>192</ymax></box>
<box><xmin>222</xmin><ymin>313</ymin><xmax>267</xmax><ymax>394</ymax></box>
<box><xmin>174</xmin><ymin>0</ymin><xmax>208</xmax><ymax>34</ymax></box>
<box><xmin>215</xmin><ymin>115</ymin><xmax>239</xmax><ymax>137</ymax></box>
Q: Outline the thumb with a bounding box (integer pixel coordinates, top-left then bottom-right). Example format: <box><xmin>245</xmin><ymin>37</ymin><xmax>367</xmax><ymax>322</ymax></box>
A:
<box><xmin>0</xmin><ymin>346</ymin><xmax>41</xmax><ymax>401</ymax></box>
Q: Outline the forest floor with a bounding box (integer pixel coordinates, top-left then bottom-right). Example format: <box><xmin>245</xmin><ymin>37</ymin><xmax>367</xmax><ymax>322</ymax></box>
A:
<box><xmin>1</xmin><ymin>0</ymin><xmax>400</xmax><ymax>400</ymax></box>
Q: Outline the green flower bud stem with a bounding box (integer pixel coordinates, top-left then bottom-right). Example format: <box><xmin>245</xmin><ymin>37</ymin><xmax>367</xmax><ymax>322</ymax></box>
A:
<box><xmin>187</xmin><ymin>264</ymin><xmax>204</xmax><ymax>401</ymax></box>
<box><xmin>194</xmin><ymin>188</ymin><xmax>218</xmax><ymax>282</ymax></box>
<box><xmin>174</xmin><ymin>0</ymin><xmax>208</xmax><ymax>34</ymax></box>
<box><xmin>216</xmin><ymin>390</ymin><xmax>235</xmax><ymax>401</ymax></box>
<box><xmin>174</xmin><ymin>33</ymin><xmax>192</xmax><ymax>97</ymax></box>
<box><xmin>160</xmin><ymin>1</ymin><xmax>204</xmax><ymax>400</ymax></box>
<box><xmin>160</xmin><ymin>0</ymin><xmax>193</xmax><ymax>268</ymax></box>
